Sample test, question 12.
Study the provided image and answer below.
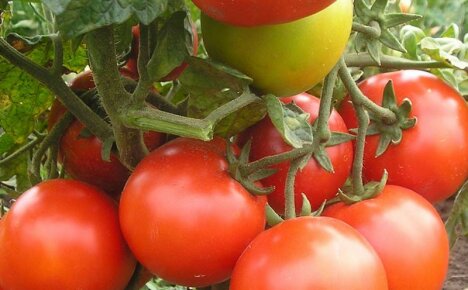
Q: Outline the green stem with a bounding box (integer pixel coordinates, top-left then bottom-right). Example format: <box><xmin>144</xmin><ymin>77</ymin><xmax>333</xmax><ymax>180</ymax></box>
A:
<box><xmin>47</xmin><ymin>145</ymin><xmax>59</xmax><ymax>179</ymax></box>
<box><xmin>345</xmin><ymin>53</ymin><xmax>463</xmax><ymax>71</ymax></box>
<box><xmin>0</xmin><ymin>136</ymin><xmax>43</xmax><ymax>166</ymax></box>
<box><xmin>132</xmin><ymin>24</ymin><xmax>152</xmax><ymax>104</ymax></box>
<box><xmin>0</xmin><ymin>38</ymin><xmax>113</xmax><ymax>141</ymax></box>
<box><xmin>29</xmin><ymin>112</ymin><xmax>74</xmax><ymax>185</ymax></box>
<box><xmin>50</xmin><ymin>33</ymin><xmax>63</xmax><ymax>75</ymax></box>
<box><xmin>352</xmin><ymin>21</ymin><xmax>381</xmax><ymax>38</ymax></box>
<box><xmin>240</xmin><ymin>145</ymin><xmax>315</xmax><ymax>176</ymax></box>
<box><xmin>86</xmin><ymin>26</ymin><xmax>147</xmax><ymax>169</ymax></box>
<box><xmin>338</xmin><ymin>57</ymin><xmax>396</xmax><ymax>124</ymax></box>
<box><xmin>284</xmin><ymin>158</ymin><xmax>303</xmax><ymax>220</ymax></box>
<box><xmin>313</xmin><ymin>64</ymin><xmax>339</xmax><ymax>144</ymax></box>
<box><xmin>205</xmin><ymin>92</ymin><xmax>262</xmax><ymax>124</ymax></box>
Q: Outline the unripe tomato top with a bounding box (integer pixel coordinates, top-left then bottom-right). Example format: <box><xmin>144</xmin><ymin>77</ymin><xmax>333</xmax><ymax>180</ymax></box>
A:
<box><xmin>201</xmin><ymin>0</ymin><xmax>353</xmax><ymax>97</ymax></box>
<box><xmin>324</xmin><ymin>185</ymin><xmax>449</xmax><ymax>290</ymax></box>
<box><xmin>119</xmin><ymin>138</ymin><xmax>266</xmax><ymax>287</ymax></box>
<box><xmin>339</xmin><ymin>70</ymin><xmax>468</xmax><ymax>203</ymax></box>
<box><xmin>0</xmin><ymin>179</ymin><xmax>136</xmax><ymax>290</ymax></box>
<box><xmin>191</xmin><ymin>0</ymin><xmax>337</xmax><ymax>26</ymax></box>
<box><xmin>240</xmin><ymin>93</ymin><xmax>353</xmax><ymax>214</ymax></box>
<box><xmin>230</xmin><ymin>216</ymin><xmax>388</xmax><ymax>290</ymax></box>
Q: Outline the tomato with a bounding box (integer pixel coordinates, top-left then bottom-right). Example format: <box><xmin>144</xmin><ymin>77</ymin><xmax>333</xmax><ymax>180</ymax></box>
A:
<box><xmin>48</xmin><ymin>71</ymin><xmax>165</xmax><ymax>196</ymax></box>
<box><xmin>125</xmin><ymin>24</ymin><xmax>199</xmax><ymax>81</ymax></box>
<box><xmin>191</xmin><ymin>0</ymin><xmax>337</xmax><ymax>26</ymax></box>
<box><xmin>200</xmin><ymin>0</ymin><xmax>353</xmax><ymax>97</ymax></box>
<box><xmin>230</xmin><ymin>216</ymin><xmax>388</xmax><ymax>290</ymax></box>
<box><xmin>324</xmin><ymin>185</ymin><xmax>449</xmax><ymax>290</ymax></box>
<box><xmin>119</xmin><ymin>138</ymin><xmax>266</xmax><ymax>287</ymax></box>
<box><xmin>0</xmin><ymin>179</ymin><xmax>136</xmax><ymax>290</ymax></box>
<box><xmin>339</xmin><ymin>70</ymin><xmax>468</xmax><ymax>203</ymax></box>
<box><xmin>240</xmin><ymin>93</ymin><xmax>353</xmax><ymax>214</ymax></box>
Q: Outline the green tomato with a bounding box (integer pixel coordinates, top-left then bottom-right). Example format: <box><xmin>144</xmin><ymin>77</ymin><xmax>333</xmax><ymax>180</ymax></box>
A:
<box><xmin>201</xmin><ymin>0</ymin><xmax>353</xmax><ymax>97</ymax></box>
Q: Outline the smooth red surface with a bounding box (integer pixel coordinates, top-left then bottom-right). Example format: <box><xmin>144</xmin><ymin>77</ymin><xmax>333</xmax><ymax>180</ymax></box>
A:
<box><xmin>230</xmin><ymin>216</ymin><xmax>388</xmax><ymax>290</ymax></box>
<box><xmin>240</xmin><ymin>93</ymin><xmax>353</xmax><ymax>214</ymax></box>
<box><xmin>339</xmin><ymin>70</ymin><xmax>468</xmax><ymax>203</ymax></box>
<box><xmin>324</xmin><ymin>185</ymin><xmax>449</xmax><ymax>290</ymax></box>
<box><xmin>119</xmin><ymin>138</ymin><xmax>266</xmax><ymax>287</ymax></box>
<box><xmin>192</xmin><ymin>0</ymin><xmax>336</xmax><ymax>26</ymax></box>
<box><xmin>0</xmin><ymin>180</ymin><xmax>136</xmax><ymax>290</ymax></box>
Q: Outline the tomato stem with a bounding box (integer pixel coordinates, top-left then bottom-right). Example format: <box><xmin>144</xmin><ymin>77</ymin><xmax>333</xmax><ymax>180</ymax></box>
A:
<box><xmin>131</xmin><ymin>24</ymin><xmax>152</xmax><ymax>104</ymax></box>
<box><xmin>284</xmin><ymin>158</ymin><xmax>303</xmax><ymax>219</ymax></box>
<box><xmin>86</xmin><ymin>26</ymin><xmax>148</xmax><ymax>169</ymax></box>
<box><xmin>0</xmin><ymin>38</ymin><xmax>114</xmax><ymax>142</ymax></box>
<box><xmin>352</xmin><ymin>21</ymin><xmax>381</xmax><ymax>38</ymax></box>
<box><xmin>0</xmin><ymin>135</ymin><xmax>43</xmax><ymax>166</ymax></box>
<box><xmin>50</xmin><ymin>33</ymin><xmax>63</xmax><ymax>76</ymax></box>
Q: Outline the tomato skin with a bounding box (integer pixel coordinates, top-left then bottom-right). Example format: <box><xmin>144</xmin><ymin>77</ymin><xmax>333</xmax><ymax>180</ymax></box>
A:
<box><xmin>201</xmin><ymin>0</ymin><xmax>353</xmax><ymax>97</ymax></box>
<box><xmin>192</xmin><ymin>0</ymin><xmax>336</xmax><ymax>26</ymax></box>
<box><xmin>339</xmin><ymin>70</ymin><xmax>468</xmax><ymax>203</ymax></box>
<box><xmin>125</xmin><ymin>24</ymin><xmax>199</xmax><ymax>81</ymax></box>
<box><xmin>119</xmin><ymin>138</ymin><xmax>266</xmax><ymax>287</ymax></box>
<box><xmin>0</xmin><ymin>179</ymin><xmax>136</xmax><ymax>290</ymax></box>
<box><xmin>240</xmin><ymin>93</ymin><xmax>353</xmax><ymax>214</ymax></box>
<box><xmin>230</xmin><ymin>216</ymin><xmax>388</xmax><ymax>290</ymax></box>
<box><xmin>323</xmin><ymin>185</ymin><xmax>449</xmax><ymax>290</ymax></box>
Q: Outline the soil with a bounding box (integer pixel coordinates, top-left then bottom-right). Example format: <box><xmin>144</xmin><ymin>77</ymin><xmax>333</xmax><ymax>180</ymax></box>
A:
<box><xmin>438</xmin><ymin>199</ymin><xmax>467</xmax><ymax>290</ymax></box>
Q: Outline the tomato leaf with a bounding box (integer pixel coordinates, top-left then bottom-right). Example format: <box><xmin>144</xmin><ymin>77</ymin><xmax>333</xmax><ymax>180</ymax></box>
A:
<box><xmin>180</xmin><ymin>57</ymin><xmax>265</xmax><ymax>137</ymax></box>
<box><xmin>147</xmin><ymin>11</ymin><xmax>193</xmax><ymax>81</ymax></box>
<box><xmin>445</xmin><ymin>182</ymin><xmax>468</xmax><ymax>249</ymax></box>
<box><xmin>42</xmin><ymin>0</ymin><xmax>168</xmax><ymax>39</ymax></box>
<box><xmin>265</xmin><ymin>95</ymin><xmax>313</xmax><ymax>149</ymax></box>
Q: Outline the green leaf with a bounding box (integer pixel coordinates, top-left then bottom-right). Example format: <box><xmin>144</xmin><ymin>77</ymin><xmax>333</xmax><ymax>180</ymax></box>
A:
<box><xmin>0</xmin><ymin>0</ymin><xmax>7</xmax><ymax>10</ymax></box>
<box><xmin>265</xmin><ymin>95</ymin><xmax>313</xmax><ymax>149</ymax></box>
<box><xmin>400</xmin><ymin>25</ymin><xmax>426</xmax><ymax>59</ymax></box>
<box><xmin>0</xmin><ymin>132</ymin><xmax>15</xmax><ymax>155</ymax></box>
<box><xmin>0</xmin><ymin>43</ymin><xmax>54</xmax><ymax>143</ymax></box>
<box><xmin>147</xmin><ymin>11</ymin><xmax>192</xmax><ymax>81</ymax></box>
<box><xmin>180</xmin><ymin>57</ymin><xmax>264</xmax><ymax>137</ymax></box>
<box><xmin>421</xmin><ymin>37</ymin><xmax>468</xmax><ymax>69</ymax></box>
<box><xmin>43</xmin><ymin>0</ymin><xmax>168</xmax><ymax>39</ymax></box>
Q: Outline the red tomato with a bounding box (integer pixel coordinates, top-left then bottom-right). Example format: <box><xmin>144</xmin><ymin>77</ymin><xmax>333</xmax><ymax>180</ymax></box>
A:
<box><xmin>0</xmin><ymin>179</ymin><xmax>136</xmax><ymax>290</ymax></box>
<box><xmin>339</xmin><ymin>70</ymin><xmax>468</xmax><ymax>203</ymax></box>
<box><xmin>230</xmin><ymin>216</ymin><xmax>388</xmax><ymax>290</ymax></box>
<box><xmin>324</xmin><ymin>185</ymin><xmax>449</xmax><ymax>290</ymax></box>
<box><xmin>119</xmin><ymin>138</ymin><xmax>266</xmax><ymax>287</ymax></box>
<box><xmin>48</xmin><ymin>71</ymin><xmax>165</xmax><ymax>196</ymax></box>
<box><xmin>240</xmin><ymin>93</ymin><xmax>353</xmax><ymax>214</ymax></box>
<box><xmin>125</xmin><ymin>24</ymin><xmax>199</xmax><ymax>81</ymax></box>
<box><xmin>191</xmin><ymin>0</ymin><xmax>337</xmax><ymax>26</ymax></box>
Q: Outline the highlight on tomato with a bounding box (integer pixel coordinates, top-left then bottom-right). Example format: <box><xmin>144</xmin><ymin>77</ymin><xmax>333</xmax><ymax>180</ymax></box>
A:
<box><xmin>191</xmin><ymin>0</ymin><xmax>337</xmax><ymax>26</ymax></box>
<box><xmin>230</xmin><ymin>216</ymin><xmax>388</xmax><ymax>290</ymax></box>
<box><xmin>324</xmin><ymin>185</ymin><xmax>450</xmax><ymax>290</ymax></box>
<box><xmin>201</xmin><ymin>0</ymin><xmax>353</xmax><ymax>97</ymax></box>
<box><xmin>239</xmin><ymin>93</ymin><xmax>353</xmax><ymax>214</ymax></box>
<box><xmin>0</xmin><ymin>179</ymin><xmax>136</xmax><ymax>290</ymax></box>
<box><xmin>119</xmin><ymin>138</ymin><xmax>266</xmax><ymax>287</ymax></box>
<box><xmin>338</xmin><ymin>70</ymin><xmax>468</xmax><ymax>203</ymax></box>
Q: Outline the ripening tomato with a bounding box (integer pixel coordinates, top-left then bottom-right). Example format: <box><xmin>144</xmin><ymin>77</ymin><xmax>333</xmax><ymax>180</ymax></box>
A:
<box><xmin>119</xmin><ymin>138</ymin><xmax>266</xmax><ymax>287</ymax></box>
<box><xmin>240</xmin><ymin>93</ymin><xmax>353</xmax><ymax>214</ymax></box>
<box><xmin>125</xmin><ymin>24</ymin><xmax>199</xmax><ymax>81</ymax></box>
<box><xmin>48</xmin><ymin>71</ymin><xmax>165</xmax><ymax>196</ymax></box>
<box><xmin>230</xmin><ymin>216</ymin><xmax>388</xmax><ymax>290</ymax></box>
<box><xmin>0</xmin><ymin>179</ymin><xmax>136</xmax><ymax>290</ymax></box>
<box><xmin>201</xmin><ymin>0</ymin><xmax>353</xmax><ymax>97</ymax></box>
<box><xmin>339</xmin><ymin>70</ymin><xmax>468</xmax><ymax>203</ymax></box>
<box><xmin>324</xmin><ymin>185</ymin><xmax>449</xmax><ymax>290</ymax></box>
<box><xmin>191</xmin><ymin>0</ymin><xmax>337</xmax><ymax>26</ymax></box>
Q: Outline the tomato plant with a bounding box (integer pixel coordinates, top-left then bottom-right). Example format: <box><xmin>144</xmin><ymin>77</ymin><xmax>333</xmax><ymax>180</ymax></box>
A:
<box><xmin>191</xmin><ymin>0</ymin><xmax>337</xmax><ymax>26</ymax></box>
<box><xmin>119</xmin><ymin>138</ymin><xmax>266</xmax><ymax>287</ymax></box>
<box><xmin>0</xmin><ymin>179</ymin><xmax>136</xmax><ymax>290</ymax></box>
<box><xmin>230</xmin><ymin>216</ymin><xmax>388</xmax><ymax>290</ymax></box>
<box><xmin>200</xmin><ymin>0</ymin><xmax>353</xmax><ymax>97</ymax></box>
<box><xmin>240</xmin><ymin>93</ymin><xmax>353</xmax><ymax>213</ymax></box>
<box><xmin>339</xmin><ymin>70</ymin><xmax>468</xmax><ymax>203</ymax></box>
<box><xmin>324</xmin><ymin>185</ymin><xmax>450</xmax><ymax>290</ymax></box>
<box><xmin>124</xmin><ymin>24</ymin><xmax>199</xmax><ymax>81</ymax></box>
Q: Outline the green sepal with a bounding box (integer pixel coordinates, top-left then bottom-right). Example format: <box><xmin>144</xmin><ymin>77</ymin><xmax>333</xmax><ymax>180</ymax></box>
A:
<box><xmin>100</xmin><ymin>137</ymin><xmax>114</xmax><ymax>163</ymax></box>
<box><xmin>380</xmin><ymin>29</ymin><xmax>407</xmax><ymax>53</ymax></box>
<box><xmin>299</xmin><ymin>193</ymin><xmax>312</xmax><ymax>217</ymax></box>
<box><xmin>367</xmin><ymin>39</ymin><xmax>382</xmax><ymax>65</ymax></box>
<box><xmin>327</xmin><ymin>132</ymin><xmax>355</xmax><ymax>146</ymax></box>
<box><xmin>367</xmin><ymin>81</ymin><xmax>417</xmax><ymax>157</ymax></box>
<box><xmin>338</xmin><ymin>170</ymin><xmax>388</xmax><ymax>205</ymax></box>
<box><xmin>266</xmin><ymin>204</ymin><xmax>284</xmax><ymax>227</ymax></box>
<box><xmin>313</xmin><ymin>147</ymin><xmax>333</xmax><ymax>173</ymax></box>
<box><xmin>384</xmin><ymin>13</ymin><xmax>422</xmax><ymax>28</ymax></box>
<box><xmin>265</xmin><ymin>95</ymin><xmax>313</xmax><ymax>149</ymax></box>
<box><xmin>248</xmin><ymin>168</ymin><xmax>277</xmax><ymax>182</ymax></box>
